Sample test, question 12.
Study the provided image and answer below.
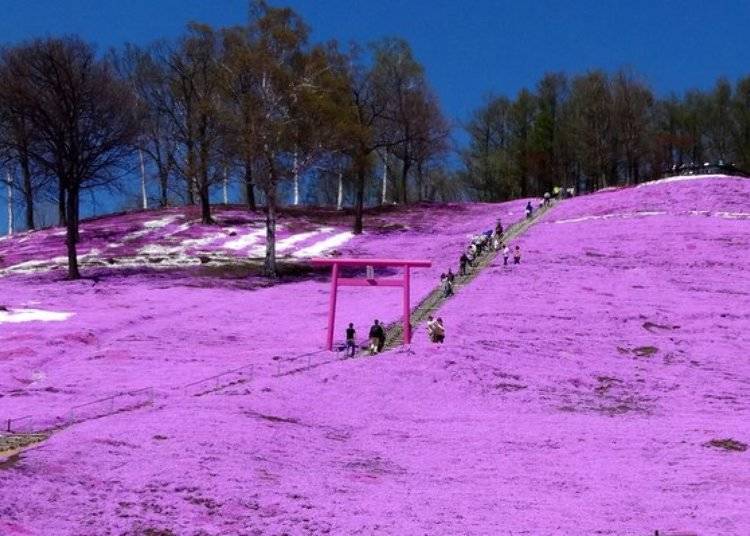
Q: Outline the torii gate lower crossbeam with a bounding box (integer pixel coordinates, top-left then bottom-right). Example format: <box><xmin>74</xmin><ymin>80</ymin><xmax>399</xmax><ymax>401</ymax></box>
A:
<box><xmin>310</xmin><ymin>258</ymin><xmax>432</xmax><ymax>350</ymax></box>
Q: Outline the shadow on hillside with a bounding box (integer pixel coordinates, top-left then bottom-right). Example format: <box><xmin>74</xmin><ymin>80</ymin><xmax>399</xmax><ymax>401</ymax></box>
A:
<box><xmin>26</xmin><ymin>259</ymin><xmax>400</xmax><ymax>292</ymax></box>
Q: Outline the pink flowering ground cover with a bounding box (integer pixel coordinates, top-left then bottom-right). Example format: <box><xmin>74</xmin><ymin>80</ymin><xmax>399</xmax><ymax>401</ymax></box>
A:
<box><xmin>0</xmin><ymin>200</ymin><xmax>528</xmax><ymax>423</ymax></box>
<box><xmin>1</xmin><ymin>177</ymin><xmax>749</xmax><ymax>535</ymax></box>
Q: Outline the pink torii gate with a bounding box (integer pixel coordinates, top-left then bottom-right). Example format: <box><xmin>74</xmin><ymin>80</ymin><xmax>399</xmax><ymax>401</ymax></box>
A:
<box><xmin>310</xmin><ymin>258</ymin><xmax>432</xmax><ymax>350</ymax></box>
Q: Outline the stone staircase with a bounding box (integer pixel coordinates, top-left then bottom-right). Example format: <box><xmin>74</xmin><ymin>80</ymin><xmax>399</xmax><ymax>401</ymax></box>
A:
<box><xmin>383</xmin><ymin>202</ymin><xmax>555</xmax><ymax>349</ymax></box>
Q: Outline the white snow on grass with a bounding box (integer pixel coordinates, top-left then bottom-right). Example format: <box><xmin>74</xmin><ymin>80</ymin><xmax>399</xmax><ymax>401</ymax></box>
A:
<box><xmin>1</xmin><ymin>256</ymin><xmax>68</xmax><ymax>275</ymax></box>
<box><xmin>717</xmin><ymin>211</ymin><xmax>750</xmax><ymax>219</ymax></box>
<box><xmin>292</xmin><ymin>231</ymin><xmax>354</xmax><ymax>258</ymax></box>
<box><xmin>248</xmin><ymin>228</ymin><xmax>333</xmax><ymax>257</ymax></box>
<box><xmin>636</xmin><ymin>173</ymin><xmax>748</xmax><ymax>188</ymax></box>
<box><xmin>553</xmin><ymin>209</ymin><xmax>750</xmax><ymax>225</ymax></box>
<box><xmin>138</xmin><ymin>231</ymin><xmax>231</xmax><ymax>256</ymax></box>
<box><xmin>144</xmin><ymin>215</ymin><xmax>181</xmax><ymax>229</ymax></box>
<box><xmin>116</xmin><ymin>215</ymin><xmax>184</xmax><ymax>245</ymax></box>
<box><xmin>0</xmin><ymin>308</ymin><xmax>73</xmax><ymax>324</ymax></box>
<box><xmin>222</xmin><ymin>228</ymin><xmax>266</xmax><ymax>250</ymax></box>
<box><xmin>552</xmin><ymin>211</ymin><xmax>668</xmax><ymax>224</ymax></box>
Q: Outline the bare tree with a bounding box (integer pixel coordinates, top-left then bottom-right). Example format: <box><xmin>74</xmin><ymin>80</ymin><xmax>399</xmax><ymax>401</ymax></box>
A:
<box><xmin>612</xmin><ymin>69</ymin><xmax>654</xmax><ymax>184</ymax></box>
<box><xmin>114</xmin><ymin>43</ymin><xmax>179</xmax><ymax>208</ymax></box>
<box><xmin>0</xmin><ymin>37</ymin><xmax>139</xmax><ymax>278</ymax></box>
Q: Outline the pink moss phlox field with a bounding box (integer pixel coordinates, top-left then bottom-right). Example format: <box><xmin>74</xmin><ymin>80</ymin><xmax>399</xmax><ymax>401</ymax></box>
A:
<box><xmin>1</xmin><ymin>177</ymin><xmax>749</xmax><ymax>535</ymax></box>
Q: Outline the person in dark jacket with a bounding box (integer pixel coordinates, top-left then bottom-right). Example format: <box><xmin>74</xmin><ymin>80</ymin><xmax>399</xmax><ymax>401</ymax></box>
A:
<box><xmin>368</xmin><ymin>320</ymin><xmax>385</xmax><ymax>354</ymax></box>
<box><xmin>345</xmin><ymin>323</ymin><xmax>357</xmax><ymax>357</ymax></box>
<box><xmin>459</xmin><ymin>253</ymin><xmax>469</xmax><ymax>276</ymax></box>
<box><xmin>513</xmin><ymin>245</ymin><xmax>521</xmax><ymax>264</ymax></box>
<box><xmin>433</xmin><ymin>318</ymin><xmax>445</xmax><ymax>343</ymax></box>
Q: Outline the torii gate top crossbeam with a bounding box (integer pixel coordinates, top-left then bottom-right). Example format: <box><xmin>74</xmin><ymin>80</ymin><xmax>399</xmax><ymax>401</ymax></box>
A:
<box><xmin>311</xmin><ymin>257</ymin><xmax>432</xmax><ymax>350</ymax></box>
<box><xmin>310</xmin><ymin>258</ymin><xmax>432</xmax><ymax>268</ymax></box>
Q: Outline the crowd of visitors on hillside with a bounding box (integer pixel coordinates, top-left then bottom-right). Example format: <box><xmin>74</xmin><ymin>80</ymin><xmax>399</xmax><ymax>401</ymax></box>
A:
<box><xmin>343</xmin><ymin>200</ymin><xmax>545</xmax><ymax>356</ymax></box>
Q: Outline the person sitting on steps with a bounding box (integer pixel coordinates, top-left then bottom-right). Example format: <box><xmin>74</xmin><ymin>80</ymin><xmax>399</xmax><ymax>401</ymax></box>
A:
<box><xmin>426</xmin><ymin>315</ymin><xmax>436</xmax><ymax>341</ymax></box>
<box><xmin>432</xmin><ymin>318</ymin><xmax>445</xmax><ymax>343</ymax></box>
<box><xmin>345</xmin><ymin>323</ymin><xmax>357</xmax><ymax>358</ymax></box>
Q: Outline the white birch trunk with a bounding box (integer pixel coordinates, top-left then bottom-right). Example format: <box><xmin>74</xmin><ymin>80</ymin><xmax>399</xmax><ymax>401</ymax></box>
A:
<box><xmin>139</xmin><ymin>149</ymin><xmax>148</xmax><ymax>210</ymax></box>
<box><xmin>336</xmin><ymin>170</ymin><xmax>344</xmax><ymax>211</ymax></box>
<box><xmin>6</xmin><ymin>170</ymin><xmax>14</xmax><ymax>235</ymax></box>
<box><xmin>381</xmin><ymin>152</ymin><xmax>388</xmax><ymax>205</ymax></box>
<box><xmin>292</xmin><ymin>151</ymin><xmax>300</xmax><ymax>206</ymax></box>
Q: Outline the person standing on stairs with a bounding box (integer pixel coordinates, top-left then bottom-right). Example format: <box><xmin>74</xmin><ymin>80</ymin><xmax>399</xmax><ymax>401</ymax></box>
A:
<box><xmin>442</xmin><ymin>275</ymin><xmax>454</xmax><ymax>297</ymax></box>
<box><xmin>459</xmin><ymin>253</ymin><xmax>469</xmax><ymax>276</ymax></box>
<box><xmin>368</xmin><ymin>320</ymin><xmax>385</xmax><ymax>355</ymax></box>
<box><xmin>513</xmin><ymin>245</ymin><xmax>522</xmax><ymax>264</ymax></box>
<box><xmin>345</xmin><ymin>323</ymin><xmax>357</xmax><ymax>358</ymax></box>
<box><xmin>502</xmin><ymin>244</ymin><xmax>510</xmax><ymax>266</ymax></box>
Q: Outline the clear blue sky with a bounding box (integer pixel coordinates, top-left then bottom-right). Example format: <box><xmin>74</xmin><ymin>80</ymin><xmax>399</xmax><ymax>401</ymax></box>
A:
<box><xmin>2</xmin><ymin>0</ymin><xmax>750</xmax><ymax>233</ymax></box>
<box><xmin>2</xmin><ymin>0</ymin><xmax>750</xmax><ymax>126</ymax></box>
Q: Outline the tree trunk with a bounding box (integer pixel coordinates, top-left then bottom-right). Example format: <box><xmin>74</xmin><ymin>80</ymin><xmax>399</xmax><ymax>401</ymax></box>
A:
<box><xmin>197</xmin><ymin>128</ymin><xmax>212</xmax><ymax>224</ymax></box>
<box><xmin>139</xmin><ymin>149</ymin><xmax>148</xmax><ymax>210</ymax></box>
<box><xmin>186</xmin><ymin>142</ymin><xmax>196</xmax><ymax>205</ymax></box>
<box><xmin>20</xmin><ymin>155</ymin><xmax>34</xmax><ymax>230</ymax></box>
<box><xmin>66</xmin><ymin>185</ymin><xmax>80</xmax><ymax>279</ymax></box>
<box><xmin>292</xmin><ymin>151</ymin><xmax>300</xmax><ymax>206</ymax></box>
<box><xmin>244</xmin><ymin>159</ymin><xmax>256</xmax><ymax>210</ymax></box>
<box><xmin>5</xmin><ymin>171</ymin><xmax>13</xmax><ymax>235</ymax></box>
<box><xmin>222</xmin><ymin>166</ymin><xmax>229</xmax><ymax>204</ymax></box>
<box><xmin>159</xmin><ymin>168</ymin><xmax>169</xmax><ymax>208</ymax></box>
<box><xmin>336</xmin><ymin>170</ymin><xmax>344</xmax><ymax>211</ymax></box>
<box><xmin>263</xmin><ymin>182</ymin><xmax>278</xmax><ymax>278</ymax></box>
<box><xmin>353</xmin><ymin>160</ymin><xmax>365</xmax><ymax>235</ymax></box>
<box><xmin>400</xmin><ymin>156</ymin><xmax>410</xmax><ymax>204</ymax></box>
<box><xmin>416</xmin><ymin>162</ymin><xmax>424</xmax><ymax>202</ymax></box>
<box><xmin>58</xmin><ymin>179</ymin><xmax>67</xmax><ymax>227</ymax></box>
<box><xmin>381</xmin><ymin>152</ymin><xmax>388</xmax><ymax>205</ymax></box>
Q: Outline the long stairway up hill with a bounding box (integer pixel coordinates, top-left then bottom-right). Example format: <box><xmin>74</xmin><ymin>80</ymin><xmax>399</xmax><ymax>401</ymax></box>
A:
<box><xmin>384</xmin><ymin>201</ymin><xmax>554</xmax><ymax>349</ymax></box>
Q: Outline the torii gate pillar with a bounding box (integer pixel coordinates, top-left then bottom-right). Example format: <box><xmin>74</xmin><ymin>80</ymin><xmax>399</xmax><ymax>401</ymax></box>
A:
<box><xmin>310</xmin><ymin>258</ymin><xmax>432</xmax><ymax>350</ymax></box>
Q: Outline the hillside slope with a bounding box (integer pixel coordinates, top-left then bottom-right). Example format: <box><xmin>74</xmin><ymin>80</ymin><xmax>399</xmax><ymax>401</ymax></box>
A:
<box><xmin>1</xmin><ymin>178</ymin><xmax>748</xmax><ymax>535</ymax></box>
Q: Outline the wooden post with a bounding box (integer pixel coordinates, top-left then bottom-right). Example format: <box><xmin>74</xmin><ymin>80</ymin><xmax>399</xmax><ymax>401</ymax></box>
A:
<box><xmin>326</xmin><ymin>262</ymin><xmax>340</xmax><ymax>351</ymax></box>
<box><xmin>403</xmin><ymin>265</ymin><xmax>411</xmax><ymax>344</ymax></box>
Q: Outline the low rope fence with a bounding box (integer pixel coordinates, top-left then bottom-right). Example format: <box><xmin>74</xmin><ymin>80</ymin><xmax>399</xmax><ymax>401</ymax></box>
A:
<box><xmin>3</xmin><ymin>386</ymin><xmax>155</xmax><ymax>435</ymax></box>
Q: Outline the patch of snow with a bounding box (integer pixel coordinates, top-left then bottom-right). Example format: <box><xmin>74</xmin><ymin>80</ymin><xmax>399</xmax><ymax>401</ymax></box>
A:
<box><xmin>248</xmin><ymin>228</ymin><xmax>333</xmax><ymax>257</ymax></box>
<box><xmin>553</xmin><ymin>211</ymin><xmax>667</xmax><ymax>224</ymax></box>
<box><xmin>0</xmin><ymin>308</ymin><xmax>73</xmax><ymax>324</ymax></box>
<box><xmin>292</xmin><ymin>231</ymin><xmax>354</xmax><ymax>258</ymax></box>
<box><xmin>716</xmin><ymin>211</ymin><xmax>750</xmax><ymax>219</ymax></box>
<box><xmin>222</xmin><ymin>228</ymin><xmax>266</xmax><ymax>251</ymax></box>
<box><xmin>636</xmin><ymin>174</ymin><xmax>747</xmax><ymax>188</ymax></box>
<box><xmin>116</xmin><ymin>215</ymin><xmax>183</xmax><ymax>245</ymax></box>
<box><xmin>144</xmin><ymin>215</ymin><xmax>180</xmax><ymax>229</ymax></box>
<box><xmin>1</xmin><ymin>256</ymin><xmax>68</xmax><ymax>275</ymax></box>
